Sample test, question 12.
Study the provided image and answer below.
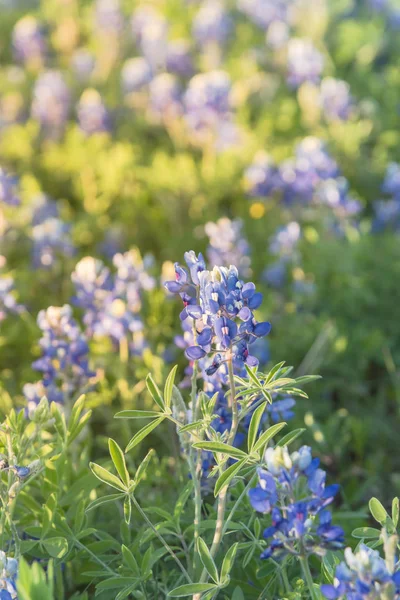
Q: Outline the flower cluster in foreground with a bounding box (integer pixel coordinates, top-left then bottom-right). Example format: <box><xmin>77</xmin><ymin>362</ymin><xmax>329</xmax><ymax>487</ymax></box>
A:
<box><xmin>249</xmin><ymin>445</ymin><xmax>344</xmax><ymax>559</ymax></box>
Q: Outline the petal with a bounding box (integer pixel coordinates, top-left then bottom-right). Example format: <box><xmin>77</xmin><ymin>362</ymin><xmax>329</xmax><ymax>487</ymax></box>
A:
<box><xmin>254</xmin><ymin>321</ymin><xmax>272</xmax><ymax>337</ymax></box>
<box><xmin>185</xmin><ymin>346</ymin><xmax>207</xmax><ymax>360</ymax></box>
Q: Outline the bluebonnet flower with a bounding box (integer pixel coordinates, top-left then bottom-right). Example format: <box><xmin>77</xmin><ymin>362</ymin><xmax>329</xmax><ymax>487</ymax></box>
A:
<box><xmin>243</xmin><ymin>152</ymin><xmax>279</xmax><ymax>198</ymax></box>
<box><xmin>94</xmin><ymin>0</ymin><xmax>124</xmax><ymax>34</ymax></box>
<box><xmin>373</xmin><ymin>199</ymin><xmax>400</xmax><ymax>232</ymax></box>
<box><xmin>166</xmin><ymin>40</ymin><xmax>194</xmax><ymax>77</ymax></box>
<box><xmin>269</xmin><ymin>221</ymin><xmax>301</xmax><ymax>256</ymax></box>
<box><xmin>29</xmin><ymin>305</ymin><xmax>94</xmax><ymax>404</ymax></box>
<box><xmin>72</xmin><ymin>251</ymin><xmax>153</xmax><ymax>354</ymax></box>
<box><xmin>237</xmin><ymin>0</ymin><xmax>290</xmax><ymax>30</ymax></box>
<box><xmin>192</xmin><ymin>0</ymin><xmax>232</xmax><ymax>46</ymax></box>
<box><xmin>12</xmin><ymin>15</ymin><xmax>46</xmax><ymax>68</ymax></box>
<box><xmin>31</xmin><ymin>194</ymin><xmax>58</xmax><ymax>225</ymax></box>
<box><xmin>263</xmin><ymin>260</ymin><xmax>287</xmax><ymax>288</ymax></box>
<box><xmin>266</xmin><ymin>20</ymin><xmax>290</xmax><ymax>49</ymax></box>
<box><xmin>266</xmin><ymin>396</ymin><xmax>296</xmax><ymax>422</ymax></box>
<box><xmin>372</xmin><ymin>163</ymin><xmax>400</xmax><ymax>231</ymax></box>
<box><xmin>286</xmin><ymin>38</ymin><xmax>324</xmax><ymax>88</ymax></box>
<box><xmin>321</xmin><ymin>543</ymin><xmax>400</xmax><ymax>599</ymax></box>
<box><xmin>23</xmin><ymin>381</ymin><xmax>64</xmax><ymax>413</ymax></box>
<box><xmin>249</xmin><ymin>445</ymin><xmax>343</xmax><ymax>559</ymax></box>
<box><xmin>31</xmin><ymin>70</ymin><xmax>71</xmax><ymax>136</ymax></box>
<box><xmin>278</xmin><ymin>137</ymin><xmax>339</xmax><ymax>204</ymax></box>
<box><xmin>121</xmin><ymin>58</ymin><xmax>153</xmax><ymax>96</ymax></box>
<box><xmin>382</xmin><ymin>162</ymin><xmax>400</xmax><ymax>198</ymax></box>
<box><xmin>316</xmin><ymin>177</ymin><xmax>361</xmax><ymax>219</ymax></box>
<box><xmin>149</xmin><ymin>74</ymin><xmax>182</xmax><ymax>120</ymax></box>
<box><xmin>71</xmin><ymin>48</ymin><xmax>95</xmax><ymax>82</ymax></box>
<box><xmin>164</xmin><ymin>251</ymin><xmax>271</xmax><ymax>373</ymax></box>
<box><xmin>184</xmin><ymin>70</ymin><xmax>237</xmax><ymax>146</ymax></box>
<box><xmin>131</xmin><ymin>6</ymin><xmax>168</xmax><ymax>70</ymax></box>
<box><xmin>319</xmin><ymin>77</ymin><xmax>353</xmax><ymax>121</ymax></box>
<box><xmin>77</xmin><ymin>89</ymin><xmax>111</xmax><ymax>136</ymax></box>
<box><xmin>32</xmin><ymin>217</ymin><xmax>75</xmax><ymax>269</ymax></box>
<box><xmin>262</xmin><ymin>222</ymin><xmax>301</xmax><ymax>288</ymax></box>
<box><xmin>205</xmin><ymin>218</ymin><xmax>251</xmax><ymax>276</ymax></box>
<box><xmin>0</xmin><ymin>277</ymin><xmax>24</xmax><ymax>322</ymax></box>
<box><xmin>0</xmin><ymin>168</ymin><xmax>19</xmax><ymax>206</ymax></box>
<box><xmin>0</xmin><ymin>551</ymin><xmax>18</xmax><ymax>599</ymax></box>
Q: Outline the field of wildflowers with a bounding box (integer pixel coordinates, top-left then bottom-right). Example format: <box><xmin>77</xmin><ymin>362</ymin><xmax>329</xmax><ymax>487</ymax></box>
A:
<box><xmin>0</xmin><ymin>0</ymin><xmax>400</xmax><ymax>597</ymax></box>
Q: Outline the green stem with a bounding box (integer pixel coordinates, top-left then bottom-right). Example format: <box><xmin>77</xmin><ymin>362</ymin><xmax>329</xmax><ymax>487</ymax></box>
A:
<box><xmin>189</xmin><ymin>359</ymin><xmax>203</xmax><ymax>578</ymax></box>
<box><xmin>131</xmin><ymin>495</ymin><xmax>191</xmax><ymax>584</ymax></box>
<box><xmin>195</xmin><ymin>357</ymin><xmax>239</xmax><ymax>598</ymax></box>
<box><xmin>222</xmin><ymin>474</ymin><xmax>256</xmax><ymax>538</ymax></box>
<box><xmin>300</xmin><ymin>555</ymin><xmax>316</xmax><ymax>600</ymax></box>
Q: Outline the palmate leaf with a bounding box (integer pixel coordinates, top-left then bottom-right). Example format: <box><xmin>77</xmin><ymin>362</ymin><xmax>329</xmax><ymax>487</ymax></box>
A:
<box><xmin>125</xmin><ymin>416</ymin><xmax>165</xmax><ymax>453</ymax></box>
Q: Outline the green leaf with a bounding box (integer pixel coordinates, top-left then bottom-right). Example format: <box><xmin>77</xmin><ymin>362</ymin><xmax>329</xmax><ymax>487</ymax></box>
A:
<box><xmin>109</xmin><ymin>439</ymin><xmax>130</xmax><ymax>487</ymax></box>
<box><xmin>252</xmin><ymin>422</ymin><xmax>286</xmax><ymax>453</ymax></box>
<box><xmin>179</xmin><ymin>420</ymin><xmax>203</xmax><ymax>433</ymax></box>
<box><xmin>293</xmin><ymin>375</ymin><xmax>322</xmax><ymax>385</ymax></box>
<box><xmin>168</xmin><ymin>583</ymin><xmax>218</xmax><ymax>597</ymax></box>
<box><xmin>69</xmin><ymin>394</ymin><xmax>86</xmax><ymax>432</ymax></box>
<box><xmin>133</xmin><ymin>448</ymin><xmax>155</xmax><ymax>486</ymax></box>
<box><xmin>264</xmin><ymin>361</ymin><xmax>286</xmax><ymax>383</ymax></box>
<box><xmin>42</xmin><ymin>537</ymin><xmax>68</xmax><ymax>558</ymax></box>
<box><xmin>124</xmin><ymin>496</ymin><xmax>132</xmax><ymax>524</ymax></box>
<box><xmin>89</xmin><ymin>462</ymin><xmax>127</xmax><ymax>492</ymax></box>
<box><xmin>221</xmin><ymin>542</ymin><xmax>238</xmax><ymax>582</ymax></box>
<box><xmin>231</xmin><ymin>587</ymin><xmax>245</xmax><ymax>600</ymax></box>
<box><xmin>121</xmin><ymin>545</ymin><xmax>140</xmax><ymax>576</ymax></box>
<box><xmin>68</xmin><ymin>410</ymin><xmax>92</xmax><ymax>444</ymax></box>
<box><xmin>192</xmin><ymin>441</ymin><xmax>248</xmax><ymax>460</ymax></box>
<box><xmin>247</xmin><ymin>404</ymin><xmax>266</xmax><ymax>453</ymax></box>
<box><xmin>174</xmin><ymin>482</ymin><xmax>192</xmax><ymax>521</ymax></box>
<box><xmin>146</xmin><ymin>374</ymin><xmax>165</xmax><ymax>411</ymax></box>
<box><xmin>86</xmin><ymin>493</ymin><xmax>124</xmax><ymax>512</ymax></box>
<box><xmin>164</xmin><ymin>365</ymin><xmax>178</xmax><ymax>410</ymax></box>
<box><xmin>125</xmin><ymin>417</ymin><xmax>165</xmax><ymax>453</ymax></box>
<box><xmin>352</xmin><ymin>527</ymin><xmax>381</xmax><ymax>539</ymax></box>
<box><xmin>369</xmin><ymin>497</ymin><xmax>388</xmax><ymax>525</ymax></box>
<box><xmin>114</xmin><ymin>410</ymin><xmax>161</xmax><ymax>419</ymax></box>
<box><xmin>197</xmin><ymin>537</ymin><xmax>219</xmax><ymax>583</ymax></box>
<box><xmin>392</xmin><ymin>498</ymin><xmax>399</xmax><ymax>527</ymax></box>
<box><xmin>214</xmin><ymin>458</ymin><xmax>248</xmax><ymax>497</ymax></box>
<box><xmin>244</xmin><ymin>364</ymin><xmax>262</xmax><ymax>385</ymax></box>
<box><xmin>277</xmin><ymin>428</ymin><xmax>306</xmax><ymax>447</ymax></box>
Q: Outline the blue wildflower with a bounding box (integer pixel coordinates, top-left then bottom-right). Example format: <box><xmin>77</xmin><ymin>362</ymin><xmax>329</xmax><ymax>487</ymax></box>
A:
<box><xmin>249</xmin><ymin>446</ymin><xmax>343</xmax><ymax>559</ymax></box>
<box><xmin>321</xmin><ymin>543</ymin><xmax>400</xmax><ymax>599</ymax></box>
